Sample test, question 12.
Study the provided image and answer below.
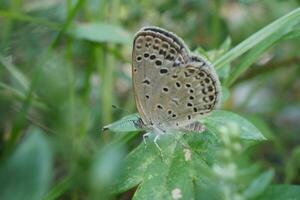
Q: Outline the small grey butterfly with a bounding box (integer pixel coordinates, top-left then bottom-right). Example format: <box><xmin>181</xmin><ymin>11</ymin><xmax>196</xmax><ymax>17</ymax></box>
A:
<box><xmin>132</xmin><ymin>27</ymin><xmax>221</xmax><ymax>151</ymax></box>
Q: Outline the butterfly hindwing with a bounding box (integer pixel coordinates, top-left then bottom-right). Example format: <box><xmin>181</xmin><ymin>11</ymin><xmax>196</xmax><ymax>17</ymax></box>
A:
<box><xmin>157</xmin><ymin>61</ymin><xmax>221</xmax><ymax>129</ymax></box>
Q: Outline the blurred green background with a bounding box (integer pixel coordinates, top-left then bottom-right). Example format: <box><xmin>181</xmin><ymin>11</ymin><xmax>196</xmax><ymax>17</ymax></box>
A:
<box><xmin>0</xmin><ymin>0</ymin><xmax>300</xmax><ymax>199</ymax></box>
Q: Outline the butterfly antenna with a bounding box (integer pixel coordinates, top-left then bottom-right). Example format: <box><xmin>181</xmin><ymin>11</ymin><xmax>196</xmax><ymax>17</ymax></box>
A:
<box><xmin>112</xmin><ymin>105</ymin><xmax>130</xmax><ymax>114</ymax></box>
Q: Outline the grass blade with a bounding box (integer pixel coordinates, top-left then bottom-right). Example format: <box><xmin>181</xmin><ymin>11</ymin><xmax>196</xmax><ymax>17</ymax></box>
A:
<box><xmin>214</xmin><ymin>8</ymin><xmax>300</xmax><ymax>70</ymax></box>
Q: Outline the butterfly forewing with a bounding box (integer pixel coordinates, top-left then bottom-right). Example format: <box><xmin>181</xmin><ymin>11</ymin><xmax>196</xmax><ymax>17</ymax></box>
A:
<box><xmin>132</xmin><ymin>27</ymin><xmax>190</xmax><ymax>125</ymax></box>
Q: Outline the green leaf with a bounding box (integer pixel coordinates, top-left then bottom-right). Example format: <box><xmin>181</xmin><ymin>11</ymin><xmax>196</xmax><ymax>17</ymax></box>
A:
<box><xmin>257</xmin><ymin>185</ymin><xmax>300</xmax><ymax>200</ymax></box>
<box><xmin>204</xmin><ymin>37</ymin><xmax>232</xmax><ymax>80</ymax></box>
<box><xmin>224</xmin><ymin>28</ymin><xmax>284</xmax><ymax>86</ymax></box>
<box><xmin>194</xmin><ymin>179</ymin><xmax>224</xmax><ymax>200</ymax></box>
<box><xmin>102</xmin><ymin>113</ymin><xmax>142</xmax><ymax>133</ymax></box>
<box><xmin>43</xmin><ymin>175</ymin><xmax>72</xmax><ymax>200</ymax></box>
<box><xmin>221</xmin><ymin>86</ymin><xmax>230</xmax><ymax>103</ymax></box>
<box><xmin>197</xmin><ymin>46</ymin><xmax>210</xmax><ymax>60</ymax></box>
<box><xmin>69</xmin><ymin>23</ymin><xmax>132</xmax><ymax>44</ymax></box>
<box><xmin>0</xmin><ymin>54</ymin><xmax>29</xmax><ymax>90</ymax></box>
<box><xmin>91</xmin><ymin>146</ymin><xmax>126</xmax><ymax>188</ymax></box>
<box><xmin>219</xmin><ymin>37</ymin><xmax>232</xmax><ymax>53</ymax></box>
<box><xmin>115</xmin><ymin>132</ymin><xmax>217</xmax><ymax>199</ymax></box>
<box><xmin>285</xmin><ymin>146</ymin><xmax>300</xmax><ymax>184</ymax></box>
<box><xmin>0</xmin><ymin>82</ymin><xmax>47</xmax><ymax>110</ymax></box>
<box><xmin>200</xmin><ymin>110</ymin><xmax>266</xmax><ymax>141</ymax></box>
<box><xmin>243</xmin><ymin>169</ymin><xmax>274</xmax><ymax>199</ymax></box>
<box><xmin>0</xmin><ymin>128</ymin><xmax>53</xmax><ymax>200</ymax></box>
<box><xmin>214</xmin><ymin>8</ymin><xmax>300</xmax><ymax>70</ymax></box>
<box><xmin>225</xmin><ymin>22</ymin><xmax>300</xmax><ymax>86</ymax></box>
<box><xmin>282</xmin><ymin>27</ymin><xmax>300</xmax><ymax>40</ymax></box>
<box><xmin>89</xmin><ymin>145</ymin><xmax>126</xmax><ymax>199</ymax></box>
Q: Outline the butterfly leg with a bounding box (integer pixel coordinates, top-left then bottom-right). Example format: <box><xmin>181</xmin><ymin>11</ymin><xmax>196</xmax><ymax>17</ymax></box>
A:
<box><xmin>143</xmin><ymin>132</ymin><xmax>151</xmax><ymax>149</ymax></box>
<box><xmin>154</xmin><ymin>134</ymin><xmax>164</xmax><ymax>160</ymax></box>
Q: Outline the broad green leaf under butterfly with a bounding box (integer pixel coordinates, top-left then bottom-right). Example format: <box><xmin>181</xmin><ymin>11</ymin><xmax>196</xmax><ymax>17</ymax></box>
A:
<box><xmin>200</xmin><ymin>110</ymin><xmax>266</xmax><ymax>141</ymax></box>
<box><xmin>104</xmin><ymin>111</ymin><xmax>266</xmax><ymax>141</ymax></box>
<box><xmin>114</xmin><ymin>131</ymin><xmax>218</xmax><ymax>200</ymax></box>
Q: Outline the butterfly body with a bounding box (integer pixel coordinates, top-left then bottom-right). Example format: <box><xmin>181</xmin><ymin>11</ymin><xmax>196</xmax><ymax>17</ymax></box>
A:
<box><xmin>132</xmin><ymin>27</ymin><xmax>221</xmax><ymax>138</ymax></box>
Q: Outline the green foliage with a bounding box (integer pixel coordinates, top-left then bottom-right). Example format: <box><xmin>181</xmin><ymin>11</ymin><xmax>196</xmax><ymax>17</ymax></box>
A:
<box><xmin>103</xmin><ymin>114</ymin><xmax>141</xmax><ymax>133</ymax></box>
<box><xmin>243</xmin><ymin>170</ymin><xmax>274</xmax><ymax>199</ymax></box>
<box><xmin>104</xmin><ymin>110</ymin><xmax>268</xmax><ymax>199</ymax></box>
<box><xmin>0</xmin><ymin>1</ymin><xmax>300</xmax><ymax>200</ymax></box>
<box><xmin>201</xmin><ymin>110</ymin><xmax>266</xmax><ymax>141</ymax></box>
<box><xmin>257</xmin><ymin>185</ymin><xmax>300</xmax><ymax>200</ymax></box>
<box><xmin>69</xmin><ymin>23</ymin><xmax>132</xmax><ymax>44</ymax></box>
<box><xmin>0</xmin><ymin>128</ymin><xmax>53</xmax><ymax>200</ymax></box>
<box><xmin>115</xmin><ymin>132</ymin><xmax>217</xmax><ymax>199</ymax></box>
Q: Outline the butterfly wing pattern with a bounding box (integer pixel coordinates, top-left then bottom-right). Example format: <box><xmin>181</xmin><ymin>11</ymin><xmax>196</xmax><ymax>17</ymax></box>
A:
<box><xmin>132</xmin><ymin>27</ymin><xmax>221</xmax><ymax>134</ymax></box>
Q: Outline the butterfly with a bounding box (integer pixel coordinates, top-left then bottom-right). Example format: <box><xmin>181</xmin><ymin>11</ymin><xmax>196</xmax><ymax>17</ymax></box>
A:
<box><xmin>131</xmin><ymin>27</ymin><xmax>221</xmax><ymax>153</ymax></box>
